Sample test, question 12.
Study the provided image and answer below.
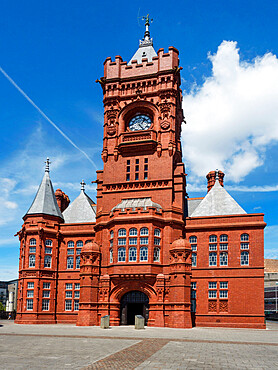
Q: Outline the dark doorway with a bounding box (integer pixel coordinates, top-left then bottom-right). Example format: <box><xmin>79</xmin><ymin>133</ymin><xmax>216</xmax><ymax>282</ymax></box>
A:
<box><xmin>120</xmin><ymin>291</ymin><xmax>149</xmax><ymax>325</ymax></box>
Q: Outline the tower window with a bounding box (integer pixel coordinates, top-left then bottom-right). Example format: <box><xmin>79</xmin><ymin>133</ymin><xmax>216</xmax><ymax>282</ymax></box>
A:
<box><xmin>140</xmin><ymin>247</ymin><xmax>148</xmax><ymax>261</ymax></box>
<box><xmin>110</xmin><ymin>249</ymin><xmax>113</xmax><ymax>263</ymax></box>
<box><xmin>129</xmin><ymin>228</ymin><xmax>137</xmax><ymax>236</ymax></box>
<box><xmin>76</xmin><ymin>241</ymin><xmax>83</xmax><ymax>248</ymax></box>
<box><xmin>140</xmin><ymin>227</ymin><xmax>149</xmax><ymax>236</ymax></box>
<box><xmin>118</xmin><ymin>247</ymin><xmax>126</xmax><ymax>262</ymax></box>
<box><xmin>129</xmin><ymin>247</ymin><xmax>137</xmax><ymax>262</ymax></box>
<box><xmin>45</xmin><ymin>240</ymin><xmax>52</xmax><ymax>246</ymax></box>
<box><xmin>153</xmin><ymin>247</ymin><xmax>160</xmax><ymax>262</ymax></box>
<box><xmin>192</xmin><ymin>252</ymin><xmax>197</xmax><ymax>267</ymax></box>
<box><xmin>29</xmin><ymin>238</ymin><xmax>36</xmax><ymax>246</ymax></box>
<box><xmin>241</xmin><ymin>251</ymin><xmax>249</xmax><ymax>265</ymax></box>
<box><xmin>29</xmin><ymin>255</ymin><xmax>35</xmax><ymax>268</ymax></box>
<box><xmin>67</xmin><ymin>241</ymin><xmax>74</xmax><ymax>248</ymax></box>
<box><xmin>44</xmin><ymin>255</ymin><xmax>52</xmax><ymax>268</ymax></box>
<box><xmin>209</xmin><ymin>235</ymin><xmax>217</xmax><ymax>243</ymax></box>
<box><xmin>76</xmin><ymin>256</ymin><xmax>80</xmax><ymax>269</ymax></box>
<box><xmin>209</xmin><ymin>252</ymin><xmax>217</xmax><ymax>266</ymax></box>
<box><xmin>220</xmin><ymin>252</ymin><xmax>228</xmax><ymax>266</ymax></box>
<box><xmin>67</xmin><ymin>257</ymin><xmax>74</xmax><ymax>269</ymax></box>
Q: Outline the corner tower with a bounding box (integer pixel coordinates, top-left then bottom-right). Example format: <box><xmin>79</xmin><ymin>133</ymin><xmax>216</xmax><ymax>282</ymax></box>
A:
<box><xmin>94</xmin><ymin>18</ymin><xmax>192</xmax><ymax>328</ymax></box>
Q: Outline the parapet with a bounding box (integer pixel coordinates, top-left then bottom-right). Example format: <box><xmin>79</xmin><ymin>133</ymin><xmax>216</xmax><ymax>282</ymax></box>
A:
<box><xmin>103</xmin><ymin>47</ymin><xmax>179</xmax><ymax>80</ymax></box>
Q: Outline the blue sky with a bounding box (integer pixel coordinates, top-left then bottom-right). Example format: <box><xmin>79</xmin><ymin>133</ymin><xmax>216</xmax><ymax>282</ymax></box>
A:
<box><xmin>1</xmin><ymin>0</ymin><xmax>278</xmax><ymax>280</ymax></box>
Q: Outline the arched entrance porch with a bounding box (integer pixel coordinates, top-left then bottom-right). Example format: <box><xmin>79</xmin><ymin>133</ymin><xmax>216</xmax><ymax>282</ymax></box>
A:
<box><xmin>120</xmin><ymin>291</ymin><xmax>149</xmax><ymax>325</ymax></box>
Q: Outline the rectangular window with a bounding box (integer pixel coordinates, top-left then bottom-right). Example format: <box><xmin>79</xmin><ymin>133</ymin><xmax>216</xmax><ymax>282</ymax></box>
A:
<box><xmin>241</xmin><ymin>243</ymin><xmax>249</xmax><ymax>250</ymax></box>
<box><xmin>154</xmin><ymin>238</ymin><xmax>160</xmax><ymax>246</ymax></box>
<box><xmin>43</xmin><ymin>290</ymin><xmax>50</xmax><ymax>298</ymax></box>
<box><xmin>26</xmin><ymin>299</ymin><xmax>33</xmax><ymax>310</ymax></box>
<box><xmin>127</xmin><ymin>160</ymin><xmax>130</xmax><ymax>165</ymax></box>
<box><xmin>67</xmin><ymin>249</ymin><xmax>74</xmax><ymax>255</ymax></box>
<box><xmin>65</xmin><ymin>300</ymin><xmax>72</xmax><ymax>311</ymax></box>
<box><xmin>129</xmin><ymin>237</ymin><xmax>137</xmax><ymax>245</ymax></box>
<box><xmin>219</xmin><ymin>290</ymin><xmax>228</xmax><ymax>298</ymax></box>
<box><xmin>209</xmin><ymin>244</ymin><xmax>217</xmax><ymax>251</ymax></box>
<box><xmin>209</xmin><ymin>282</ymin><xmax>217</xmax><ymax>289</ymax></box>
<box><xmin>74</xmin><ymin>300</ymin><xmax>79</xmax><ymax>311</ymax></box>
<box><xmin>42</xmin><ymin>299</ymin><xmax>49</xmax><ymax>311</ymax></box>
<box><xmin>27</xmin><ymin>290</ymin><xmax>34</xmax><ymax>298</ymax></box>
<box><xmin>75</xmin><ymin>283</ymin><xmax>80</xmax><ymax>290</ymax></box>
<box><xmin>126</xmin><ymin>165</ymin><xmax>130</xmax><ymax>173</ymax></box>
<box><xmin>126</xmin><ymin>174</ymin><xmax>130</xmax><ymax>181</ymax></box>
<box><xmin>144</xmin><ymin>164</ymin><xmax>148</xmax><ymax>171</ymax></box>
<box><xmin>140</xmin><ymin>237</ymin><xmax>148</xmax><ymax>245</ymax></box>
<box><xmin>144</xmin><ymin>172</ymin><xmax>148</xmax><ymax>180</ymax></box>
<box><xmin>45</xmin><ymin>247</ymin><xmax>52</xmax><ymax>254</ymax></box>
<box><xmin>220</xmin><ymin>282</ymin><xmax>228</xmax><ymax>289</ymax></box>
<box><xmin>27</xmin><ymin>282</ymin><xmax>34</xmax><ymax>289</ymax></box>
<box><xmin>66</xmin><ymin>283</ymin><xmax>73</xmax><ymax>290</ymax></box>
<box><xmin>191</xmin><ymin>290</ymin><xmax>196</xmax><ymax>299</ymax></box>
<box><xmin>144</xmin><ymin>158</ymin><xmax>148</xmax><ymax>163</ymax></box>
<box><xmin>191</xmin><ymin>244</ymin><xmax>197</xmax><ymax>251</ymax></box>
<box><xmin>76</xmin><ymin>248</ymin><xmax>81</xmax><ymax>255</ymax></box>
<box><xmin>135</xmin><ymin>173</ymin><xmax>139</xmax><ymax>180</ymax></box>
<box><xmin>220</xmin><ymin>252</ymin><xmax>228</xmax><ymax>266</ymax></box>
<box><xmin>220</xmin><ymin>243</ymin><xmax>228</xmax><ymax>250</ymax></box>
<box><xmin>136</xmin><ymin>159</ymin><xmax>139</xmax><ymax>164</ymax></box>
<box><xmin>208</xmin><ymin>290</ymin><xmax>217</xmax><ymax>298</ymax></box>
<box><xmin>43</xmin><ymin>282</ymin><xmax>50</xmax><ymax>289</ymax></box>
<box><xmin>191</xmin><ymin>282</ymin><xmax>196</xmax><ymax>289</ymax></box>
<box><xmin>74</xmin><ymin>291</ymin><xmax>80</xmax><ymax>298</ymax></box>
<box><xmin>29</xmin><ymin>247</ymin><xmax>36</xmax><ymax>253</ymax></box>
<box><xmin>66</xmin><ymin>291</ymin><xmax>72</xmax><ymax>298</ymax></box>
<box><xmin>118</xmin><ymin>238</ymin><xmax>126</xmax><ymax>246</ymax></box>
<box><xmin>135</xmin><ymin>165</ymin><xmax>139</xmax><ymax>172</ymax></box>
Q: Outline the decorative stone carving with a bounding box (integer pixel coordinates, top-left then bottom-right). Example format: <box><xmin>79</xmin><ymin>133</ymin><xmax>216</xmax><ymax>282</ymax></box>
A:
<box><xmin>161</xmin><ymin>120</ymin><xmax>170</xmax><ymax>130</ymax></box>
<box><xmin>208</xmin><ymin>300</ymin><xmax>217</xmax><ymax>312</ymax></box>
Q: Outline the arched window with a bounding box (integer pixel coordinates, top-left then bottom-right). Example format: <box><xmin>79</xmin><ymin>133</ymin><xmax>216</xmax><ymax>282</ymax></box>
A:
<box><xmin>76</xmin><ymin>240</ymin><xmax>83</xmax><ymax>248</ymax></box>
<box><xmin>209</xmin><ymin>235</ymin><xmax>217</xmax><ymax>243</ymax></box>
<box><xmin>76</xmin><ymin>256</ymin><xmax>80</xmax><ymax>269</ymax></box>
<box><xmin>220</xmin><ymin>234</ymin><xmax>228</xmax><ymax>242</ymax></box>
<box><xmin>189</xmin><ymin>236</ymin><xmax>197</xmax><ymax>244</ymax></box>
<box><xmin>67</xmin><ymin>241</ymin><xmax>74</xmax><ymax>248</ymax></box>
<box><xmin>118</xmin><ymin>247</ymin><xmax>126</xmax><ymax>262</ymax></box>
<box><xmin>118</xmin><ymin>229</ymin><xmax>126</xmax><ymax>237</ymax></box>
<box><xmin>85</xmin><ymin>239</ymin><xmax>92</xmax><ymax>244</ymax></box>
<box><xmin>209</xmin><ymin>252</ymin><xmax>217</xmax><ymax>266</ymax></box>
<box><xmin>44</xmin><ymin>255</ymin><xmax>52</xmax><ymax>268</ymax></box>
<box><xmin>140</xmin><ymin>227</ymin><xmax>149</xmax><ymax>236</ymax></box>
<box><xmin>241</xmin><ymin>233</ymin><xmax>249</xmax><ymax>241</ymax></box>
<box><xmin>154</xmin><ymin>228</ymin><xmax>161</xmax><ymax>237</ymax></box>
<box><xmin>110</xmin><ymin>230</ymin><xmax>114</xmax><ymax>239</ymax></box>
<box><xmin>45</xmin><ymin>239</ymin><xmax>52</xmax><ymax>246</ymax></box>
<box><xmin>67</xmin><ymin>256</ymin><xmax>74</xmax><ymax>269</ymax></box>
<box><xmin>29</xmin><ymin>255</ymin><xmax>35</xmax><ymax>268</ymax></box>
<box><xmin>192</xmin><ymin>252</ymin><xmax>197</xmax><ymax>267</ymax></box>
<box><xmin>29</xmin><ymin>238</ymin><xmax>36</xmax><ymax>246</ymax></box>
<box><xmin>241</xmin><ymin>251</ymin><xmax>249</xmax><ymax>265</ymax></box>
<box><xmin>154</xmin><ymin>247</ymin><xmax>160</xmax><ymax>262</ymax></box>
<box><xmin>110</xmin><ymin>249</ymin><xmax>113</xmax><ymax>263</ymax></box>
<box><xmin>129</xmin><ymin>228</ymin><xmax>137</xmax><ymax>236</ymax></box>
<box><xmin>220</xmin><ymin>252</ymin><xmax>228</xmax><ymax>266</ymax></box>
<box><xmin>129</xmin><ymin>247</ymin><xmax>137</xmax><ymax>262</ymax></box>
<box><xmin>140</xmin><ymin>247</ymin><xmax>148</xmax><ymax>261</ymax></box>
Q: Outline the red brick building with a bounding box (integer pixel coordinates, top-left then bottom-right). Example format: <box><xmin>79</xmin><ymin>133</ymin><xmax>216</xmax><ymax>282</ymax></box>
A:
<box><xmin>15</xmin><ymin>20</ymin><xmax>266</xmax><ymax>328</ymax></box>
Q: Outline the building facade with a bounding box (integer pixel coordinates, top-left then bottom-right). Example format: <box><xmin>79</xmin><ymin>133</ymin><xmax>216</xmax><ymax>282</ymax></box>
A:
<box><xmin>15</xmin><ymin>21</ymin><xmax>266</xmax><ymax>328</ymax></box>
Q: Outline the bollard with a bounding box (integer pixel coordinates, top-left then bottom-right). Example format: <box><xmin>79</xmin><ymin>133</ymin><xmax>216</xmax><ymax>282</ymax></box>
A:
<box><xmin>135</xmin><ymin>315</ymin><xmax>145</xmax><ymax>329</ymax></box>
<box><xmin>100</xmin><ymin>315</ymin><xmax>110</xmax><ymax>329</ymax></box>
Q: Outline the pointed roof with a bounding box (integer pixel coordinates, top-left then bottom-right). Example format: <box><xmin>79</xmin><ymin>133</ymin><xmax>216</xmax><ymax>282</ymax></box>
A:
<box><xmin>25</xmin><ymin>158</ymin><xmax>63</xmax><ymax>219</ymax></box>
<box><xmin>191</xmin><ymin>180</ymin><xmax>246</xmax><ymax>217</ymax></box>
<box><xmin>129</xmin><ymin>14</ymin><xmax>157</xmax><ymax>64</ymax></box>
<box><xmin>63</xmin><ymin>180</ymin><xmax>96</xmax><ymax>223</ymax></box>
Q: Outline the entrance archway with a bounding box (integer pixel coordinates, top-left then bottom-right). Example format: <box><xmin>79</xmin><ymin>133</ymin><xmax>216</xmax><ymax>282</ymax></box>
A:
<box><xmin>120</xmin><ymin>291</ymin><xmax>149</xmax><ymax>325</ymax></box>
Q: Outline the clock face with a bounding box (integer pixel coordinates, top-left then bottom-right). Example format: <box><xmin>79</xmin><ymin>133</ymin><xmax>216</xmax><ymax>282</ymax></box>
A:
<box><xmin>129</xmin><ymin>114</ymin><xmax>152</xmax><ymax>131</ymax></box>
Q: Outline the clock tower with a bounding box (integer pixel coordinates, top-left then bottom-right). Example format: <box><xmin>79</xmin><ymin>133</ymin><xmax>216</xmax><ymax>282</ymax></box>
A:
<box><xmin>78</xmin><ymin>17</ymin><xmax>192</xmax><ymax>328</ymax></box>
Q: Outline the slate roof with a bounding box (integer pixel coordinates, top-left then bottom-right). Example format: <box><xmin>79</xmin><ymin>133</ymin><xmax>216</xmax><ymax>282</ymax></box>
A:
<box><xmin>111</xmin><ymin>197</ymin><xmax>162</xmax><ymax>213</ymax></box>
<box><xmin>25</xmin><ymin>171</ymin><xmax>63</xmax><ymax>219</ymax></box>
<box><xmin>190</xmin><ymin>180</ymin><xmax>246</xmax><ymax>217</ymax></box>
<box><xmin>264</xmin><ymin>259</ymin><xmax>278</xmax><ymax>273</ymax></box>
<box><xmin>63</xmin><ymin>190</ymin><xmax>96</xmax><ymax>223</ymax></box>
<box><xmin>129</xmin><ymin>44</ymin><xmax>157</xmax><ymax>64</ymax></box>
<box><xmin>186</xmin><ymin>198</ymin><xmax>204</xmax><ymax>217</ymax></box>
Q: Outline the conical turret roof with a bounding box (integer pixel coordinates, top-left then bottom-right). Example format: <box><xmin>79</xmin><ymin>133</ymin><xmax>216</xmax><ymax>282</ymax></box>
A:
<box><xmin>25</xmin><ymin>158</ymin><xmax>63</xmax><ymax>219</ymax></box>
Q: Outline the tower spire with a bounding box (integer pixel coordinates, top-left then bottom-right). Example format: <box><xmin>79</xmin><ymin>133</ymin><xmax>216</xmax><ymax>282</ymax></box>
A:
<box><xmin>142</xmin><ymin>14</ymin><xmax>153</xmax><ymax>43</ymax></box>
<box><xmin>45</xmin><ymin>157</ymin><xmax>50</xmax><ymax>172</ymax></box>
<box><xmin>80</xmin><ymin>179</ymin><xmax>86</xmax><ymax>192</ymax></box>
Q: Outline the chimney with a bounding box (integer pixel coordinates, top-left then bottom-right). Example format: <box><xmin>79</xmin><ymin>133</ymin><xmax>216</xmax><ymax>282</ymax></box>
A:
<box><xmin>55</xmin><ymin>189</ymin><xmax>70</xmax><ymax>212</ymax></box>
<box><xmin>206</xmin><ymin>170</ymin><xmax>225</xmax><ymax>192</ymax></box>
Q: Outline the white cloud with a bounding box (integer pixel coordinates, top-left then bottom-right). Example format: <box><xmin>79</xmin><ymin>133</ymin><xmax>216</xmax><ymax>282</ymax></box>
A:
<box><xmin>182</xmin><ymin>41</ymin><xmax>278</xmax><ymax>183</ymax></box>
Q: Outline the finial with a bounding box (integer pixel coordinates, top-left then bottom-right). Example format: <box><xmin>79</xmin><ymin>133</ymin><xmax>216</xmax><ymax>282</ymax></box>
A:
<box><xmin>215</xmin><ymin>169</ymin><xmax>219</xmax><ymax>181</ymax></box>
<box><xmin>80</xmin><ymin>179</ymin><xmax>86</xmax><ymax>191</ymax></box>
<box><xmin>141</xmin><ymin>13</ymin><xmax>153</xmax><ymax>44</ymax></box>
<box><xmin>45</xmin><ymin>157</ymin><xmax>50</xmax><ymax>172</ymax></box>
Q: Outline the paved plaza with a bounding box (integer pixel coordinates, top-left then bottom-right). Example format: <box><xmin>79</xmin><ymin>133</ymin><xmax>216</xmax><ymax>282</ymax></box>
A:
<box><xmin>0</xmin><ymin>320</ymin><xmax>277</xmax><ymax>369</ymax></box>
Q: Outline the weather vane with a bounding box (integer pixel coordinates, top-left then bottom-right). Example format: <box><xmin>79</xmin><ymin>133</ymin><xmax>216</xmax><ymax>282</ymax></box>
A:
<box><xmin>142</xmin><ymin>14</ymin><xmax>153</xmax><ymax>27</ymax></box>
